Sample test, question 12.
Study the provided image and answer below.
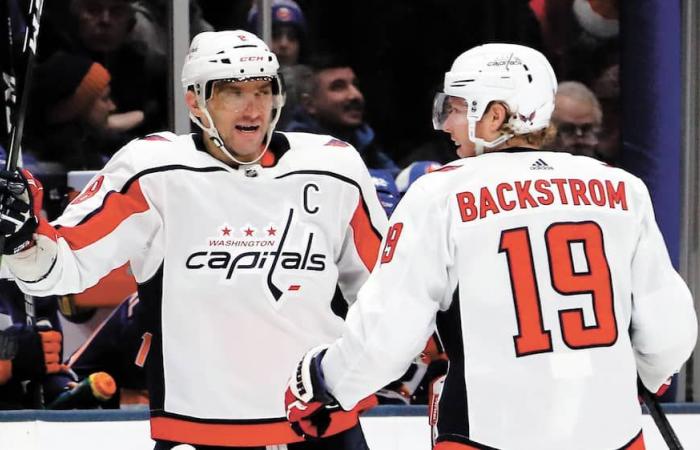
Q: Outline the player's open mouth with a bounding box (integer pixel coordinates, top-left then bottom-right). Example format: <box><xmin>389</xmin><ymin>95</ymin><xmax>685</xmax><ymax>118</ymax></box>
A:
<box><xmin>235</xmin><ymin>125</ymin><xmax>260</xmax><ymax>133</ymax></box>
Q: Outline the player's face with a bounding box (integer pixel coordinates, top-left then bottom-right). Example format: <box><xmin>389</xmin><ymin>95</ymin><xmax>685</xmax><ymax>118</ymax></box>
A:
<box><xmin>442</xmin><ymin>97</ymin><xmax>476</xmax><ymax>158</ymax></box>
<box><xmin>206</xmin><ymin>79</ymin><xmax>274</xmax><ymax>162</ymax></box>
<box><xmin>307</xmin><ymin>67</ymin><xmax>364</xmax><ymax>129</ymax></box>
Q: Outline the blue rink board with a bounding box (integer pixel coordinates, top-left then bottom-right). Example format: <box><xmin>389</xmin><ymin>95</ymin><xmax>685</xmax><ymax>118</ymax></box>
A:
<box><xmin>1</xmin><ymin>404</ymin><xmax>699</xmax><ymax>422</ymax></box>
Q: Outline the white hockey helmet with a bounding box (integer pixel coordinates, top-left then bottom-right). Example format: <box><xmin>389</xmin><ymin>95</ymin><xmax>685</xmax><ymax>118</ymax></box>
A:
<box><xmin>433</xmin><ymin>43</ymin><xmax>557</xmax><ymax>155</ymax></box>
<box><xmin>181</xmin><ymin>30</ymin><xmax>286</xmax><ymax>165</ymax></box>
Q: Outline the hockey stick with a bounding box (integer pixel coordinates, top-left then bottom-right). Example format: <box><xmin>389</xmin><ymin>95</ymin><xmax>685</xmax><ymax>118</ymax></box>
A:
<box><xmin>2</xmin><ymin>0</ymin><xmax>45</xmax><ymax>409</ymax></box>
<box><xmin>0</xmin><ymin>0</ymin><xmax>44</xmax><ymax>282</ymax></box>
<box><xmin>3</xmin><ymin>0</ymin><xmax>43</xmax><ymax>172</ymax></box>
<box><xmin>639</xmin><ymin>382</ymin><xmax>684</xmax><ymax>450</ymax></box>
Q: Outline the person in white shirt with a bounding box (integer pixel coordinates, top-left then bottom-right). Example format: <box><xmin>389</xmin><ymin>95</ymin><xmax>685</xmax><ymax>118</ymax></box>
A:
<box><xmin>284</xmin><ymin>43</ymin><xmax>697</xmax><ymax>450</ymax></box>
<box><xmin>0</xmin><ymin>30</ymin><xmax>386</xmax><ymax>450</ymax></box>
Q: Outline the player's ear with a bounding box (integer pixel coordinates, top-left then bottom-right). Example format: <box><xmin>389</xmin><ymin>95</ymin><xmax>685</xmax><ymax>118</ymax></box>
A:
<box><xmin>185</xmin><ymin>90</ymin><xmax>212</xmax><ymax>129</ymax></box>
<box><xmin>485</xmin><ymin>102</ymin><xmax>508</xmax><ymax>133</ymax></box>
<box><xmin>185</xmin><ymin>90</ymin><xmax>201</xmax><ymax>117</ymax></box>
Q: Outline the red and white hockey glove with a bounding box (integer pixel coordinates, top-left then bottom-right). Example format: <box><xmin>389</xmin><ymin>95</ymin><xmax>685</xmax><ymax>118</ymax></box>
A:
<box><xmin>0</xmin><ymin>169</ymin><xmax>43</xmax><ymax>255</ymax></box>
<box><xmin>284</xmin><ymin>346</ymin><xmax>379</xmax><ymax>439</ymax></box>
<box><xmin>285</xmin><ymin>346</ymin><xmax>337</xmax><ymax>438</ymax></box>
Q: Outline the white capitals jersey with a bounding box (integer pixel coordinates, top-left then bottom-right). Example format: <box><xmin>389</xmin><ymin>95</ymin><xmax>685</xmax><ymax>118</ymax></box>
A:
<box><xmin>323</xmin><ymin>149</ymin><xmax>697</xmax><ymax>450</ymax></box>
<box><xmin>11</xmin><ymin>131</ymin><xmax>387</xmax><ymax>446</ymax></box>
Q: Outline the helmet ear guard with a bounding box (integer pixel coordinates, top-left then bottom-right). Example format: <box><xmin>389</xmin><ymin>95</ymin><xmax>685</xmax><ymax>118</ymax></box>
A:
<box><xmin>181</xmin><ymin>31</ymin><xmax>286</xmax><ymax>165</ymax></box>
<box><xmin>434</xmin><ymin>43</ymin><xmax>558</xmax><ymax>155</ymax></box>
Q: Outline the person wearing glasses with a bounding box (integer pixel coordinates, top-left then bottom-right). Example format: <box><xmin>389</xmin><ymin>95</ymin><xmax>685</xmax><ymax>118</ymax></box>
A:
<box><xmin>548</xmin><ymin>80</ymin><xmax>607</xmax><ymax>161</ymax></box>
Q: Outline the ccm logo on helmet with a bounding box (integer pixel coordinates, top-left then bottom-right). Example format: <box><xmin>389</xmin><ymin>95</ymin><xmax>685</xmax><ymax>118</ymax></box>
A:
<box><xmin>240</xmin><ymin>56</ymin><xmax>265</xmax><ymax>62</ymax></box>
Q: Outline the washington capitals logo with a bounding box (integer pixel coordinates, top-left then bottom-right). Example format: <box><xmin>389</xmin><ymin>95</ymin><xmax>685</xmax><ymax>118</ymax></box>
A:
<box><xmin>185</xmin><ymin>209</ymin><xmax>326</xmax><ymax>301</ymax></box>
<box><xmin>518</xmin><ymin>111</ymin><xmax>536</xmax><ymax>123</ymax></box>
<box><xmin>486</xmin><ymin>54</ymin><xmax>523</xmax><ymax>70</ymax></box>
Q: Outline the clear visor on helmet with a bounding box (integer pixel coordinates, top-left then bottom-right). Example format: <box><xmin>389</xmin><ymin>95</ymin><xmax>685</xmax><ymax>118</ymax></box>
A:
<box><xmin>207</xmin><ymin>77</ymin><xmax>285</xmax><ymax>112</ymax></box>
<box><xmin>432</xmin><ymin>93</ymin><xmax>469</xmax><ymax>131</ymax></box>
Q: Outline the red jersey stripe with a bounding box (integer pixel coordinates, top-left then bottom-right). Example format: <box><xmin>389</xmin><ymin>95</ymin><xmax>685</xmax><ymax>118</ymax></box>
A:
<box><xmin>150</xmin><ymin>395</ymin><xmax>377</xmax><ymax>446</ymax></box>
<box><xmin>151</xmin><ymin>417</ymin><xmax>305</xmax><ymax>446</ymax></box>
<box><xmin>623</xmin><ymin>431</ymin><xmax>645</xmax><ymax>450</ymax></box>
<box><xmin>434</xmin><ymin>443</ymin><xmax>482</xmax><ymax>450</ymax></box>
<box><xmin>57</xmin><ymin>181</ymin><xmax>150</xmax><ymax>250</ymax></box>
<box><xmin>350</xmin><ymin>198</ymin><xmax>382</xmax><ymax>271</ymax></box>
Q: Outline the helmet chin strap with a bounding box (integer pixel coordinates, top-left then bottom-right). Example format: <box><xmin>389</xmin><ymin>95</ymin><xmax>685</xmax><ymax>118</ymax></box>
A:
<box><xmin>189</xmin><ymin>107</ymin><xmax>270</xmax><ymax>167</ymax></box>
<box><xmin>467</xmin><ymin>117</ymin><xmax>513</xmax><ymax>156</ymax></box>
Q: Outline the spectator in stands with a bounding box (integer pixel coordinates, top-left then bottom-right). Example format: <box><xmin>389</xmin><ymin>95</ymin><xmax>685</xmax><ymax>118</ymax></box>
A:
<box><xmin>25</xmin><ymin>52</ymin><xmax>117</xmax><ymax>172</ymax></box>
<box><xmin>285</xmin><ymin>54</ymin><xmax>400</xmax><ymax>175</ymax></box>
<box><xmin>547</xmin><ymin>80</ymin><xmax>605</xmax><ymax>160</ymax></box>
<box><xmin>247</xmin><ymin>0</ymin><xmax>309</xmax><ymax>67</ymax></box>
<box><xmin>38</xmin><ymin>0</ymin><xmax>168</xmax><ymax>147</ymax></box>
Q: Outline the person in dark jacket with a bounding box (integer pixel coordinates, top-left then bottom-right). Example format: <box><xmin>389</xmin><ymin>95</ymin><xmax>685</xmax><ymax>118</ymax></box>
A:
<box><xmin>284</xmin><ymin>54</ymin><xmax>399</xmax><ymax>175</ymax></box>
<box><xmin>25</xmin><ymin>52</ymin><xmax>117</xmax><ymax>173</ymax></box>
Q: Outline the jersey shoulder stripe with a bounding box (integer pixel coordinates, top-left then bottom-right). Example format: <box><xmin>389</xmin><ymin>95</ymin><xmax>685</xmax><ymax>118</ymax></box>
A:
<box><xmin>56</xmin><ymin>165</ymin><xmax>227</xmax><ymax>250</ymax></box>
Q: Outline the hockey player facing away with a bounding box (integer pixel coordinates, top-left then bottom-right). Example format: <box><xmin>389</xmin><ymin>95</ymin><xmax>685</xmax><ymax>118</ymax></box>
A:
<box><xmin>285</xmin><ymin>43</ymin><xmax>698</xmax><ymax>449</ymax></box>
<box><xmin>0</xmin><ymin>31</ymin><xmax>386</xmax><ymax>449</ymax></box>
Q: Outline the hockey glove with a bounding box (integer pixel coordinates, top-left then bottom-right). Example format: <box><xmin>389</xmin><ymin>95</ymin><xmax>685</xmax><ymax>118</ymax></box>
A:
<box><xmin>0</xmin><ymin>169</ymin><xmax>42</xmax><ymax>255</ymax></box>
<box><xmin>285</xmin><ymin>346</ymin><xmax>379</xmax><ymax>439</ymax></box>
<box><xmin>0</xmin><ymin>320</ymin><xmax>66</xmax><ymax>381</ymax></box>
<box><xmin>285</xmin><ymin>346</ymin><xmax>336</xmax><ymax>438</ymax></box>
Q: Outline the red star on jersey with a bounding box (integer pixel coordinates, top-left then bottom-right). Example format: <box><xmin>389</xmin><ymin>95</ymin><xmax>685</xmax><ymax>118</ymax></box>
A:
<box><xmin>221</xmin><ymin>227</ymin><xmax>232</xmax><ymax>236</ymax></box>
<box><xmin>267</xmin><ymin>226</ymin><xmax>277</xmax><ymax>236</ymax></box>
<box><xmin>244</xmin><ymin>227</ymin><xmax>255</xmax><ymax>237</ymax></box>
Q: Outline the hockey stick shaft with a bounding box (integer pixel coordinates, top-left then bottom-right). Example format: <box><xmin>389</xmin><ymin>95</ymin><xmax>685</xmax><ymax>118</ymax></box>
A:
<box><xmin>4</xmin><ymin>0</ymin><xmax>43</xmax><ymax>172</ymax></box>
<box><xmin>640</xmin><ymin>385</ymin><xmax>684</xmax><ymax>450</ymax></box>
<box><xmin>8</xmin><ymin>1</ymin><xmax>42</xmax><ymax>169</ymax></box>
<box><xmin>0</xmin><ymin>0</ymin><xmax>44</xmax><ymax>284</ymax></box>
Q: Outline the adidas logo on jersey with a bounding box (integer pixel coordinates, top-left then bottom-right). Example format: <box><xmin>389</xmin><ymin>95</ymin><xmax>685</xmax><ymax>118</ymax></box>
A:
<box><xmin>530</xmin><ymin>158</ymin><xmax>553</xmax><ymax>170</ymax></box>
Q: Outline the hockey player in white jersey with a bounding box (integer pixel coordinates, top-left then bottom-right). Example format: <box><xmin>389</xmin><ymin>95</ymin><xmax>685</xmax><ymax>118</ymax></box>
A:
<box><xmin>284</xmin><ymin>43</ymin><xmax>698</xmax><ymax>449</ymax></box>
<box><xmin>0</xmin><ymin>31</ymin><xmax>386</xmax><ymax>449</ymax></box>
